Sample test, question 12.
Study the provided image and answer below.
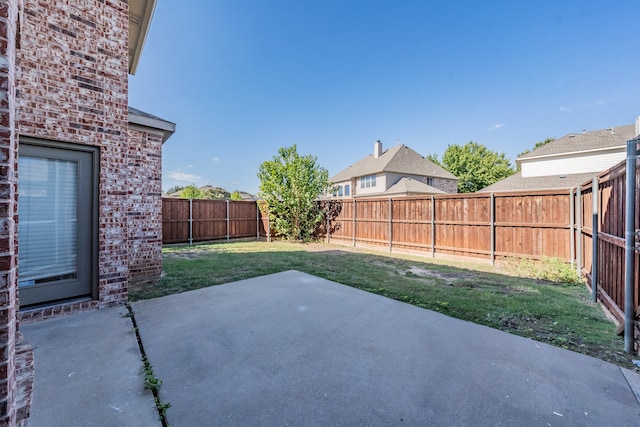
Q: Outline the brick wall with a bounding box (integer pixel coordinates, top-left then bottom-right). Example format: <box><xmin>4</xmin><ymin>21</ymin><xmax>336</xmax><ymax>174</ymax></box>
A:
<box><xmin>432</xmin><ymin>177</ymin><xmax>458</xmax><ymax>194</ymax></box>
<box><xmin>127</xmin><ymin>128</ymin><xmax>163</xmax><ymax>286</ymax></box>
<box><xmin>17</xmin><ymin>0</ymin><xmax>130</xmax><ymax>307</ymax></box>
<box><xmin>0</xmin><ymin>0</ymin><xmax>19</xmax><ymax>423</ymax></box>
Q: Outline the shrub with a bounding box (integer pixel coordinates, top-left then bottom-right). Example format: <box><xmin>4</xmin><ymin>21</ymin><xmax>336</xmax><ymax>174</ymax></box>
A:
<box><xmin>502</xmin><ymin>256</ymin><xmax>581</xmax><ymax>285</ymax></box>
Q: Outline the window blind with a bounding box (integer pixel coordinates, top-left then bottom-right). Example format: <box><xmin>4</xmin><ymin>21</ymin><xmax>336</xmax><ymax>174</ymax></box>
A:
<box><xmin>18</xmin><ymin>156</ymin><xmax>78</xmax><ymax>284</ymax></box>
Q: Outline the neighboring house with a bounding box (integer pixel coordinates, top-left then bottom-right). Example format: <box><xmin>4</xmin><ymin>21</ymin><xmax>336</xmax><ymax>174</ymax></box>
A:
<box><xmin>481</xmin><ymin>119</ymin><xmax>640</xmax><ymax>192</ymax></box>
<box><xmin>165</xmin><ymin>186</ymin><xmax>256</xmax><ymax>201</ymax></box>
<box><xmin>237</xmin><ymin>191</ymin><xmax>258</xmax><ymax>201</ymax></box>
<box><xmin>330</xmin><ymin>141</ymin><xmax>458</xmax><ymax>198</ymax></box>
<box><xmin>1</xmin><ymin>0</ymin><xmax>174</xmax><ymax>424</ymax></box>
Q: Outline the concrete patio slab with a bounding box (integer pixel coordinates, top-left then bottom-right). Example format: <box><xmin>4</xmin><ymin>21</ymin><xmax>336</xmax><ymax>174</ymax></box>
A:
<box><xmin>22</xmin><ymin>306</ymin><xmax>159</xmax><ymax>426</ymax></box>
<box><xmin>133</xmin><ymin>270</ymin><xmax>640</xmax><ymax>426</ymax></box>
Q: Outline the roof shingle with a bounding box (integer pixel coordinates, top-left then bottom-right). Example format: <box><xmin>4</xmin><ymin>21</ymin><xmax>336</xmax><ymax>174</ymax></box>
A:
<box><xmin>331</xmin><ymin>144</ymin><xmax>456</xmax><ymax>182</ymax></box>
<box><xmin>479</xmin><ymin>171</ymin><xmax>596</xmax><ymax>192</ymax></box>
<box><xmin>519</xmin><ymin>124</ymin><xmax>636</xmax><ymax>160</ymax></box>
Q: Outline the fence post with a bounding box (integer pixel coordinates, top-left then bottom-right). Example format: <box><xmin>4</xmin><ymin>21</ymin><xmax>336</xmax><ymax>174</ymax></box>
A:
<box><xmin>591</xmin><ymin>177</ymin><xmax>598</xmax><ymax>304</ymax></box>
<box><xmin>431</xmin><ymin>195</ymin><xmax>436</xmax><ymax>258</ymax></box>
<box><xmin>624</xmin><ymin>139</ymin><xmax>638</xmax><ymax>354</ymax></box>
<box><xmin>268</xmin><ymin>207</ymin><xmax>272</xmax><ymax>242</ymax></box>
<box><xmin>326</xmin><ymin>202</ymin><xmax>331</xmax><ymax>244</ymax></box>
<box><xmin>576</xmin><ymin>186</ymin><xmax>582</xmax><ymax>276</ymax></box>
<box><xmin>490</xmin><ymin>193</ymin><xmax>495</xmax><ymax>266</ymax></box>
<box><xmin>226</xmin><ymin>200</ymin><xmax>230</xmax><ymax>242</ymax></box>
<box><xmin>189</xmin><ymin>198</ymin><xmax>193</xmax><ymax>246</ymax></box>
<box><xmin>388</xmin><ymin>198</ymin><xmax>393</xmax><ymax>252</ymax></box>
<box><xmin>353</xmin><ymin>199</ymin><xmax>356</xmax><ymax>247</ymax></box>
<box><xmin>569</xmin><ymin>188</ymin><xmax>575</xmax><ymax>268</ymax></box>
<box><xmin>256</xmin><ymin>203</ymin><xmax>259</xmax><ymax>241</ymax></box>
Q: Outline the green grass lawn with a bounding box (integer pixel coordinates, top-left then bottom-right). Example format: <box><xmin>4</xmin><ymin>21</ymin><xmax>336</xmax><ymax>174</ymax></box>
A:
<box><xmin>130</xmin><ymin>241</ymin><xmax>635</xmax><ymax>367</ymax></box>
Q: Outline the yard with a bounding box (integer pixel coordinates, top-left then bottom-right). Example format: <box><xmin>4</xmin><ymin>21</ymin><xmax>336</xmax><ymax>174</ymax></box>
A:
<box><xmin>130</xmin><ymin>241</ymin><xmax>636</xmax><ymax>368</ymax></box>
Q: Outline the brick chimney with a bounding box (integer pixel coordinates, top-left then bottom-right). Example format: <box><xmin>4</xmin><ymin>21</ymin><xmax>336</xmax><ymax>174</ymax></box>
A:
<box><xmin>374</xmin><ymin>140</ymin><xmax>382</xmax><ymax>158</ymax></box>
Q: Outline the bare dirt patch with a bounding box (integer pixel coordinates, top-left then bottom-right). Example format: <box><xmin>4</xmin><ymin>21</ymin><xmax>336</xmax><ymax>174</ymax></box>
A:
<box><xmin>165</xmin><ymin>250</ymin><xmax>212</xmax><ymax>260</ymax></box>
<box><xmin>400</xmin><ymin>266</ymin><xmax>475</xmax><ymax>282</ymax></box>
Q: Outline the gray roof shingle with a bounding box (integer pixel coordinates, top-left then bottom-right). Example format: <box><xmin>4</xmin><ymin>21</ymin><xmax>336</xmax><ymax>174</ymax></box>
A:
<box><xmin>385</xmin><ymin>177</ymin><xmax>446</xmax><ymax>195</ymax></box>
<box><xmin>331</xmin><ymin>144</ymin><xmax>457</xmax><ymax>182</ymax></box>
<box><xmin>519</xmin><ymin>124</ymin><xmax>636</xmax><ymax>160</ymax></box>
<box><xmin>478</xmin><ymin>171</ymin><xmax>596</xmax><ymax>192</ymax></box>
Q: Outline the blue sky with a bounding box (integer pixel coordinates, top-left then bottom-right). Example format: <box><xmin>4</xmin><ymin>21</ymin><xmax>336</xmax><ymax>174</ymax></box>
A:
<box><xmin>129</xmin><ymin>0</ymin><xmax>640</xmax><ymax>194</ymax></box>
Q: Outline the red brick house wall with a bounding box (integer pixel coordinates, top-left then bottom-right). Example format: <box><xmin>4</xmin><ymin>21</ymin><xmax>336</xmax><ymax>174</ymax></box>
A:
<box><xmin>17</xmin><ymin>0</ymin><xmax>131</xmax><ymax>308</ymax></box>
<box><xmin>127</xmin><ymin>127</ymin><xmax>164</xmax><ymax>285</ymax></box>
<box><xmin>0</xmin><ymin>0</ymin><xmax>19</xmax><ymax>423</ymax></box>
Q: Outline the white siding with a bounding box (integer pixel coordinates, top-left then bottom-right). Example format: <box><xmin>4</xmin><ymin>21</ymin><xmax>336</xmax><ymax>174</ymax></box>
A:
<box><xmin>521</xmin><ymin>150</ymin><xmax>626</xmax><ymax>177</ymax></box>
<box><xmin>330</xmin><ymin>180</ymin><xmax>352</xmax><ymax>198</ymax></box>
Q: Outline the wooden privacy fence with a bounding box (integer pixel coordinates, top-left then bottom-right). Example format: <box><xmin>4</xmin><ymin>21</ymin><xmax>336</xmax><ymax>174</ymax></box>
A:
<box><xmin>162</xmin><ymin>198</ymin><xmax>262</xmax><ymax>244</ymax></box>
<box><xmin>324</xmin><ymin>190</ymin><xmax>574</xmax><ymax>262</ymax></box>
<box><xmin>579</xmin><ymin>143</ymin><xmax>640</xmax><ymax>346</ymax></box>
<box><xmin>161</xmin><ymin>191</ymin><xmax>579</xmax><ymax>262</ymax></box>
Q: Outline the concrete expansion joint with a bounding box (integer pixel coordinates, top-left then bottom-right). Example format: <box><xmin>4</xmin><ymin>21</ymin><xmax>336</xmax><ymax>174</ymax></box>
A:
<box><xmin>620</xmin><ymin>366</ymin><xmax>640</xmax><ymax>405</ymax></box>
<box><xmin>125</xmin><ymin>303</ymin><xmax>171</xmax><ymax>426</ymax></box>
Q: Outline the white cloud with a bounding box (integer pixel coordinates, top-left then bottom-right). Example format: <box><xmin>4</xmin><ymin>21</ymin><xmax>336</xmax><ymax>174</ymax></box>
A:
<box><xmin>558</xmin><ymin>106</ymin><xmax>572</xmax><ymax>112</ymax></box>
<box><xmin>586</xmin><ymin>99</ymin><xmax>608</xmax><ymax>107</ymax></box>
<box><xmin>167</xmin><ymin>171</ymin><xmax>202</xmax><ymax>183</ymax></box>
<box><xmin>212</xmin><ymin>157</ymin><xmax>220</xmax><ymax>163</ymax></box>
<box><xmin>488</xmin><ymin>123</ymin><xmax>504</xmax><ymax>130</ymax></box>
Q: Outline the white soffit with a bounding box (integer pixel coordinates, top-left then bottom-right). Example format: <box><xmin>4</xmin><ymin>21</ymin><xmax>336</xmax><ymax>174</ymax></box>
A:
<box><xmin>129</xmin><ymin>0</ymin><xmax>157</xmax><ymax>75</ymax></box>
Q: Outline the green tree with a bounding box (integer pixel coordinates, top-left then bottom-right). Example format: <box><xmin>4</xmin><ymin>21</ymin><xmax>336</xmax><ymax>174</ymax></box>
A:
<box><xmin>165</xmin><ymin>185</ymin><xmax>185</xmax><ymax>195</ymax></box>
<box><xmin>180</xmin><ymin>184</ymin><xmax>205</xmax><ymax>199</ymax></box>
<box><xmin>258</xmin><ymin>145</ymin><xmax>332</xmax><ymax>241</ymax></box>
<box><xmin>432</xmin><ymin>142</ymin><xmax>515</xmax><ymax>193</ymax></box>
<box><xmin>230</xmin><ymin>191</ymin><xmax>243</xmax><ymax>201</ymax></box>
<box><xmin>202</xmin><ymin>186</ymin><xmax>230</xmax><ymax>200</ymax></box>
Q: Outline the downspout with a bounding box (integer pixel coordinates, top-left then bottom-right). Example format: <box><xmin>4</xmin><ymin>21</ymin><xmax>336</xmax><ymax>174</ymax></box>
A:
<box><xmin>591</xmin><ymin>177</ymin><xmax>598</xmax><ymax>304</ymax></box>
<box><xmin>624</xmin><ymin>139</ymin><xmax>638</xmax><ymax>353</ymax></box>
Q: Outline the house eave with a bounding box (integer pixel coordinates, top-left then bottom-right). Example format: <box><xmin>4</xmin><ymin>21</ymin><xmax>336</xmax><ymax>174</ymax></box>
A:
<box><xmin>517</xmin><ymin>144</ymin><xmax>626</xmax><ymax>163</ymax></box>
<box><xmin>129</xmin><ymin>110</ymin><xmax>176</xmax><ymax>143</ymax></box>
<box><xmin>129</xmin><ymin>0</ymin><xmax>157</xmax><ymax>75</ymax></box>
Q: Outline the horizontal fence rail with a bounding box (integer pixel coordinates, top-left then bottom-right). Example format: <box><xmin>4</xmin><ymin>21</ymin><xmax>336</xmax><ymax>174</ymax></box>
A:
<box><xmin>162</xmin><ymin>199</ymin><xmax>262</xmax><ymax>244</ymax></box>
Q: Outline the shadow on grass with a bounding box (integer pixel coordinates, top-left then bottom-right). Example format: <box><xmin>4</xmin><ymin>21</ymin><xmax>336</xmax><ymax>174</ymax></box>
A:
<box><xmin>131</xmin><ymin>242</ymin><xmax>633</xmax><ymax>367</ymax></box>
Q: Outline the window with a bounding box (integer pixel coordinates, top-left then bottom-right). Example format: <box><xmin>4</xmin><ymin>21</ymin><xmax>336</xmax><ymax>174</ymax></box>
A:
<box><xmin>361</xmin><ymin>174</ymin><xmax>377</xmax><ymax>188</ymax></box>
<box><xmin>344</xmin><ymin>185</ymin><xmax>350</xmax><ymax>196</ymax></box>
<box><xmin>18</xmin><ymin>140</ymin><xmax>98</xmax><ymax>306</ymax></box>
<box><xmin>338</xmin><ymin>186</ymin><xmax>343</xmax><ymax>196</ymax></box>
<box><xmin>19</xmin><ymin>156</ymin><xmax>78</xmax><ymax>283</ymax></box>
<box><xmin>427</xmin><ymin>177</ymin><xmax>434</xmax><ymax>186</ymax></box>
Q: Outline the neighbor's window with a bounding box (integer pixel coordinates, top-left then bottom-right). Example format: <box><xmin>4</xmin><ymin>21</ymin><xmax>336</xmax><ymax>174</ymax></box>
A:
<box><xmin>427</xmin><ymin>177</ymin><xmax>434</xmax><ymax>186</ymax></box>
<box><xmin>345</xmin><ymin>185</ymin><xmax>350</xmax><ymax>196</ymax></box>
<box><xmin>338</xmin><ymin>186</ymin><xmax>343</xmax><ymax>196</ymax></box>
<box><xmin>361</xmin><ymin>174</ymin><xmax>377</xmax><ymax>188</ymax></box>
